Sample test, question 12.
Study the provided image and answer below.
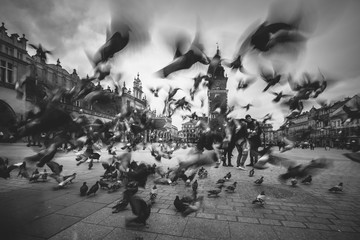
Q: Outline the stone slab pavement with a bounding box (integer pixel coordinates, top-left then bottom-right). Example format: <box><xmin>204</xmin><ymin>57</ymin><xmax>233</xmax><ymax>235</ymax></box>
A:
<box><xmin>1</xmin><ymin>143</ymin><xmax>360</xmax><ymax>240</ymax></box>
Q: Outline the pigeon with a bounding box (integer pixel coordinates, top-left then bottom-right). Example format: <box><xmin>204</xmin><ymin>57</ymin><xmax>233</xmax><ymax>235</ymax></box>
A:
<box><xmin>174</xmin><ymin>196</ymin><xmax>188</xmax><ymax>212</ymax></box>
<box><xmin>150</xmin><ymin>185</ymin><xmax>157</xmax><ymax>204</ymax></box>
<box><xmin>192</xmin><ymin>180</ymin><xmax>198</xmax><ymax>192</ymax></box>
<box><xmin>224</xmin><ymin>172</ymin><xmax>231</xmax><ymax>181</ymax></box>
<box><xmin>207</xmin><ymin>185</ymin><xmax>224</xmax><ymax>197</ymax></box>
<box><xmin>57</xmin><ymin>173</ymin><xmax>77</xmax><ymax>188</ymax></box>
<box><xmin>156</xmin><ymin>29</ymin><xmax>210</xmax><ymax>78</ymax></box>
<box><xmin>0</xmin><ymin>158</ymin><xmax>25</xmax><ymax>179</ymax></box>
<box><xmin>87</xmin><ymin>26</ymin><xmax>130</xmax><ymax>66</ymax></box>
<box><xmin>252</xmin><ymin>191</ymin><xmax>265</xmax><ymax>206</ymax></box>
<box><xmin>225</xmin><ymin>182</ymin><xmax>237</xmax><ymax>193</ymax></box>
<box><xmin>29</xmin><ymin>169</ymin><xmax>40</xmax><ymax>182</ymax></box>
<box><xmin>112</xmin><ymin>189</ymin><xmax>135</xmax><ymax>213</ymax></box>
<box><xmin>272</xmin><ymin>91</ymin><xmax>291</xmax><ymax>103</ymax></box>
<box><xmin>29</xmin><ymin>43</ymin><xmax>52</xmax><ymax>62</ymax></box>
<box><xmin>80</xmin><ymin>182</ymin><xmax>88</xmax><ymax>196</ymax></box>
<box><xmin>126</xmin><ymin>196</ymin><xmax>151</xmax><ymax>226</ymax></box>
<box><xmin>249</xmin><ymin>168</ymin><xmax>255</xmax><ymax>177</ymax></box>
<box><xmin>108</xmin><ymin>181</ymin><xmax>123</xmax><ymax>193</ymax></box>
<box><xmin>216</xmin><ymin>178</ymin><xmax>226</xmax><ymax>184</ymax></box>
<box><xmin>278</xmin><ymin>158</ymin><xmax>333</xmax><ymax>182</ymax></box>
<box><xmin>88</xmin><ymin>159</ymin><xmax>94</xmax><ymax>170</ymax></box>
<box><xmin>99</xmin><ymin>179</ymin><xmax>110</xmax><ymax>190</ymax></box>
<box><xmin>301</xmin><ymin>175</ymin><xmax>312</xmax><ymax>184</ymax></box>
<box><xmin>290</xmin><ymin>178</ymin><xmax>298</xmax><ymax>187</ymax></box>
<box><xmin>329</xmin><ymin>183</ymin><xmax>343</xmax><ymax>193</ymax></box>
<box><xmin>40</xmin><ymin>169</ymin><xmax>48</xmax><ymax>181</ymax></box>
<box><xmin>182</xmin><ymin>196</ymin><xmax>204</xmax><ymax>217</ymax></box>
<box><xmin>149</xmin><ymin>87</ymin><xmax>161</xmax><ymax>97</ymax></box>
<box><xmin>254</xmin><ymin>176</ymin><xmax>264</xmax><ymax>185</ymax></box>
<box><xmin>87</xmin><ymin>181</ymin><xmax>100</xmax><ymax>196</ymax></box>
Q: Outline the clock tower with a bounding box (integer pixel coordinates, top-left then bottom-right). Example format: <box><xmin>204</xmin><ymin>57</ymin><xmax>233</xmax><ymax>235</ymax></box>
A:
<box><xmin>207</xmin><ymin>45</ymin><xmax>228</xmax><ymax>119</ymax></box>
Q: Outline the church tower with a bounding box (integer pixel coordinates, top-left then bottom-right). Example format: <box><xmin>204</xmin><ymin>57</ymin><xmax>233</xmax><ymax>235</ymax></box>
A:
<box><xmin>133</xmin><ymin>72</ymin><xmax>143</xmax><ymax>99</ymax></box>
<box><xmin>207</xmin><ymin>45</ymin><xmax>228</xmax><ymax>119</ymax></box>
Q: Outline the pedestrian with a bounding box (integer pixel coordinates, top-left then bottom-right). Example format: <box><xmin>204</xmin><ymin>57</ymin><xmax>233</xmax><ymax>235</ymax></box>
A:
<box><xmin>245</xmin><ymin>114</ymin><xmax>262</xmax><ymax>167</ymax></box>
<box><xmin>227</xmin><ymin>118</ymin><xmax>249</xmax><ymax>170</ymax></box>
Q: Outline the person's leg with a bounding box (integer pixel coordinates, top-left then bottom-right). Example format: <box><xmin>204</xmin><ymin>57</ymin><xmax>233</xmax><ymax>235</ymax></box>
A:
<box><xmin>238</xmin><ymin>140</ymin><xmax>249</xmax><ymax>169</ymax></box>
<box><xmin>227</xmin><ymin>143</ymin><xmax>234</xmax><ymax>167</ymax></box>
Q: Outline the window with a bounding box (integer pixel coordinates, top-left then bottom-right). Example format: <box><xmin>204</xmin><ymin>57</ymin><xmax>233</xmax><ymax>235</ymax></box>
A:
<box><xmin>17</xmin><ymin>52</ymin><xmax>23</xmax><ymax>60</ymax></box>
<box><xmin>7</xmin><ymin>63</ymin><xmax>13</xmax><ymax>83</ymax></box>
<box><xmin>75</xmin><ymin>101</ymin><xmax>80</xmax><ymax>107</ymax></box>
<box><xmin>0</xmin><ymin>60</ymin><xmax>14</xmax><ymax>83</ymax></box>
<box><xmin>0</xmin><ymin>60</ymin><xmax>6</xmax><ymax>82</ymax></box>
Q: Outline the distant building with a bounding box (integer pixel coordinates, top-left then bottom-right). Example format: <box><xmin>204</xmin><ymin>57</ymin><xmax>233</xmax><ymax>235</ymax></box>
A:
<box><xmin>260</xmin><ymin>123</ymin><xmax>274</xmax><ymax>146</ymax></box>
<box><xmin>120</xmin><ymin>73</ymin><xmax>147</xmax><ymax>114</ymax></box>
<box><xmin>282</xmin><ymin>94</ymin><xmax>360</xmax><ymax>149</ymax></box>
<box><xmin>181</xmin><ymin>120</ymin><xmax>197</xmax><ymax>143</ymax></box>
<box><xmin>207</xmin><ymin>46</ymin><xmax>228</xmax><ymax>120</ymax></box>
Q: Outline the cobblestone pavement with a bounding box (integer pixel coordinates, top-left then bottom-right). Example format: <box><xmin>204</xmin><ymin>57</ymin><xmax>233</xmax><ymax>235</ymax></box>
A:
<box><xmin>1</xmin><ymin>143</ymin><xmax>360</xmax><ymax>240</ymax></box>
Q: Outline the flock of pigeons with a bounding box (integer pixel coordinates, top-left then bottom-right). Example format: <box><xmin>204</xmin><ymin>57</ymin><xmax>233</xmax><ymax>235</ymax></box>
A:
<box><xmin>0</xmin><ymin>1</ymin><xmax>356</xmax><ymax>228</ymax></box>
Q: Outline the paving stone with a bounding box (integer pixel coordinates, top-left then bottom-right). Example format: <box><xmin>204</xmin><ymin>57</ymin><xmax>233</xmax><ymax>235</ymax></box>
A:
<box><xmin>229</xmin><ymin>222</ymin><xmax>278</xmax><ymax>240</ymax></box>
<box><xmin>98</xmin><ymin>210</ymin><xmax>133</xmax><ymax>228</ymax></box>
<box><xmin>21</xmin><ymin>214</ymin><xmax>81</xmax><ymax>239</ymax></box>
<box><xmin>330</xmin><ymin>219</ymin><xmax>359</xmax><ymax>227</ymax></box>
<box><xmin>56</xmin><ymin>201</ymin><xmax>106</xmax><ymax>218</ymax></box>
<box><xmin>213</xmin><ymin>203</ymin><xmax>230</xmax><ymax>209</ymax></box>
<box><xmin>273</xmin><ymin>226</ymin><xmax>326</xmax><ymax>240</ymax></box>
<box><xmin>159</xmin><ymin>208</ymin><xmax>178</xmax><ymax>215</ymax></box>
<box><xmin>263</xmin><ymin>213</ymin><xmax>286</xmax><ymax>220</ymax></box>
<box><xmin>273</xmin><ymin>210</ymin><xmax>294</xmax><ymax>216</ymax></box>
<box><xmin>48</xmin><ymin>222</ymin><xmax>113</xmax><ymax>240</ymax></box>
<box><xmin>329</xmin><ymin>225</ymin><xmax>357</xmax><ymax>232</ymax></box>
<box><xmin>284</xmin><ymin>215</ymin><xmax>307</xmax><ymax>222</ymax></box>
<box><xmin>145</xmin><ymin>213</ymin><xmax>188</xmax><ymax>236</ymax></box>
<box><xmin>281</xmin><ymin>221</ymin><xmax>307</xmax><ymax>228</ymax></box>
<box><xmin>315</xmin><ymin>213</ymin><xmax>338</xmax><ymax>219</ymax></box>
<box><xmin>47</xmin><ymin>193</ymin><xmax>83</xmax><ymax>207</ymax></box>
<box><xmin>82</xmin><ymin>208</ymin><xmax>113</xmax><ymax>224</ymax></box>
<box><xmin>216</xmin><ymin>214</ymin><xmax>237</xmax><ymax>222</ymax></box>
<box><xmin>259</xmin><ymin>218</ymin><xmax>282</xmax><ymax>226</ymax></box>
<box><xmin>304</xmin><ymin>223</ymin><xmax>331</xmax><ymax>230</ymax></box>
<box><xmin>183</xmin><ymin>218</ymin><xmax>230</xmax><ymax>240</ymax></box>
<box><xmin>103</xmin><ymin>228</ymin><xmax>157</xmax><ymax>240</ymax></box>
<box><xmin>196</xmin><ymin>212</ymin><xmax>216</xmax><ymax>219</ymax></box>
<box><xmin>315</xmin><ymin>230</ymin><xmax>360</xmax><ymax>240</ymax></box>
<box><xmin>237</xmin><ymin>217</ymin><xmax>259</xmax><ymax>224</ymax></box>
<box><xmin>306</xmin><ymin>217</ymin><xmax>332</xmax><ymax>224</ymax></box>
<box><xmin>294</xmin><ymin>211</ymin><xmax>314</xmax><ymax>217</ymax></box>
<box><xmin>155</xmin><ymin>235</ymin><xmax>195</xmax><ymax>240</ymax></box>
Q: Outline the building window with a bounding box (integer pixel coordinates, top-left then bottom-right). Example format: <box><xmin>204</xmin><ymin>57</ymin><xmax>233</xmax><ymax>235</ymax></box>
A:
<box><xmin>0</xmin><ymin>60</ymin><xmax>14</xmax><ymax>83</ymax></box>
<box><xmin>75</xmin><ymin>101</ymin><xmax>80</xmax><ymax>107</ymax></box>
<box><xmin>7</xmin><ymin>62</ymin><xmax>13</xmax><ymax>83</ymax></box>
<box><xmin>17</xmin><ymin>52</ymin><xmax>23</xmax><ymax>60</ymax></box>
<box><xmin>0</xmin><ymin>60</ymin><xmax>6</xmax><ymax>82</ymax></box>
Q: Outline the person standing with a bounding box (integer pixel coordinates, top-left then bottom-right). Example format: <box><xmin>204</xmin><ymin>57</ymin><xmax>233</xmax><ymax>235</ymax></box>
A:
<box><xmin>245</xmin><ymin>114</ymin><xmax>262</xmax><ymax>167</ymax></box>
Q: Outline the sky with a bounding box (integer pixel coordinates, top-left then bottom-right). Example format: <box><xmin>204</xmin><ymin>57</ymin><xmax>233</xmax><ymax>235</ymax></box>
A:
<box><xmin>1</xmin><ymin>0</ymin><xmax>360</xmax><ymax>130</ymax></box>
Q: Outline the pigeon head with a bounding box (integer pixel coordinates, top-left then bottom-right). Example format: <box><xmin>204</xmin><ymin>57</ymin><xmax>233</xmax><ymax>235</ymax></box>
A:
<box><xmin>260</xmin><ymin>191</ymin><xmax>265</xmax><ymax>195</ymax></box>
<box><xmin>339</xmin><ymin>182</ymin><xmax>343</xmax><ymax>186</ymax></box>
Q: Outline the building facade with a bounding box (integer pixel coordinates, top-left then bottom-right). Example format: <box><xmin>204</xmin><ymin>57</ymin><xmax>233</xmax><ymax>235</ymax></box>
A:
<box><xmin>284</xmin><ymin>95</ymin><xmax>360</xmax><ymax>149</ymax></box>
<box><xmin>181</xmin><ymin>120</ymin><xmax>197</xmax><ymax>143</ymax></box>
<box><xmin>0</xmin><ymin>23</ymin><xmax>149</xmax><ymax>141</ymax></box>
